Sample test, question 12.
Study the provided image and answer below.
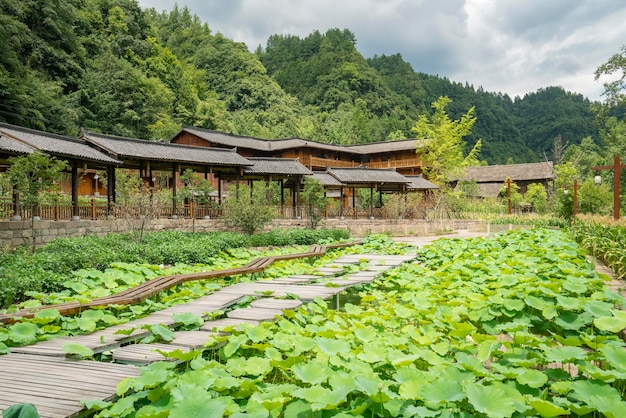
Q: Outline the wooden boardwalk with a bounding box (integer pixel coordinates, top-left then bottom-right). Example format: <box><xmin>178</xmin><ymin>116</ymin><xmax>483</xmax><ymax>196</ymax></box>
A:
<box><xmin>0</xmin><ymin>252</ymin><xmax>416</xmax><ymax>417</ymax></box>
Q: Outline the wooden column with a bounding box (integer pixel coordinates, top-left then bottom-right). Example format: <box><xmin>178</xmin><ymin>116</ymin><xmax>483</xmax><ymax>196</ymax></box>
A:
<box><xmin>369</xmin><ymin>186</ymin><xmax>374</xmax><ymax>219</ymax></box>
<box><xmin>171</xmin><ymin>164</ymin><xmax>178</xmax><ymax>218</ymax></box>
<box><xmin>12</xmin><ymin>185</ymin><xmax>20</xmax><ymax>220</ymax></box>
<box><xmin>339</xmin><ymin>187</ymin><xmax>344</xmax><ymax>218</ymax></box>
<box><xmin>71</xmin><ymin>163</ymin><xmax>79</xmax><ymax>218</ymax></box>
<box><xmin>107</xmin><ymin>165</ymin><xmax>116</xmax><ymax>216</ymax></box>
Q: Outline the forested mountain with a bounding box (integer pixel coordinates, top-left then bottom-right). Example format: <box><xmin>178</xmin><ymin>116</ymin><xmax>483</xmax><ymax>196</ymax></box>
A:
<box><xmin>0</xmin><ymin>0</ymin><xmax>599</xmax><ymax>164</ymax></box>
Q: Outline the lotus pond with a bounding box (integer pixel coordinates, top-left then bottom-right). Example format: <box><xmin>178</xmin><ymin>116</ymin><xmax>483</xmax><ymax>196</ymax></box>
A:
<box><xmin>79</xmin><ymin>228</ymin><xmax>626</xmax><ymax>418</ymax></box>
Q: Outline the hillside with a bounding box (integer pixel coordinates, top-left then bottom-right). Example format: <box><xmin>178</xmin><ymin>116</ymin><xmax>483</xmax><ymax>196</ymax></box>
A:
<box><xmin>0</xmin><ymin>0</ymin><xmax>599</xmax><ymax>164</ymax></box>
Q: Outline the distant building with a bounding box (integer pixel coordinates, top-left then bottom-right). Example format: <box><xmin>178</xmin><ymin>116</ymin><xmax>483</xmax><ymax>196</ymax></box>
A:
<box><xmin>452</xmin><ymin>162</ymin><xmax>555</xmax><ymax>198</ymax></box>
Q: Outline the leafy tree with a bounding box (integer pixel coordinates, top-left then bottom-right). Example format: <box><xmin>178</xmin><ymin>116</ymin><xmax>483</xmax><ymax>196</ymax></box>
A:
<box><xmin>301</xmin><ymin>177</ymin><xmax>328</xmax><ymax>229</ymax></box>
<box><xmin>412</xmin><ymin>96</ymin><xmax>482</xmax><ymax>186</ymax></box>
<box><xmin>579</xmin><ymin>179</ymin><xmax>612</xmax><ymax>215</ymax></box>
<box><xmin>222</xmin><ymin>184</ymin><xmax>274</xmax><ymax>235</ymax></box>
<box><xmin>500</xmin><ymin>178</ymin><xmax>523</xmax><ymax>212</ymax></box>
<box><xmin>524</xmin><ymin>183</ymin><xmax>550</xmax><ymax>215</ymax></box>
<box><xmin>554</xmin><ymin>162</ymin><xmax>579</xmax><ymax>220</ymax></box>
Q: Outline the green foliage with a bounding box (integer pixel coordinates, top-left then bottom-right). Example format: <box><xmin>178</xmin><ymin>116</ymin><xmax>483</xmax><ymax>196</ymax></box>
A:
<box><xmin>524</xmin><ymin>183</ymin><xmax>550</xmax><ymax>214</ymax></box>
<box><xmin>91</xmin><ymin>228</ymin><xmax>626</xmax><ymax>417</ymax></box>
<box><xmin>554</xmin><ymin>162</ymin><xmax>579</xmax><ymax>220</ymax></box>
<box><xmin>413</xmin><ymin>96</ymin><xmax>482</xmax><ymax>186</ymax></box>
<box><xmin>571</xmin><ymin>218</ymin><xmax>626</xmax><ymax>279</ymax></box>
<box><xmin>222</xmin><ymin>184</ymin><xmax>274</xmax><ymax>235</ymax></box>
<box><xmin>0</xmin><ymin>0</ymin><xmax>601</xmax><ymax>165</ymax></box>
<box><xmin>301</xmin><ymin>177</ymin><xmax>328</xmax><ymax>229</ymax></box>
<box><xmin>0</xmin><ymin>228</ymin><xmax>349</xmax><ymax>308</ymax></box>
<box><xmin>7</xmin><ymin>152</ymin><xmax>67</xmax><ymax>212</ymax></box>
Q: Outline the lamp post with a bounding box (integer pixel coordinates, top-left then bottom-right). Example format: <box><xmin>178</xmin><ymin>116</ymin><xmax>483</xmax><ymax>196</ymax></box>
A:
<box><xmin>563</xmin><ymin>179</ymin><xmax>579</xmax><ymax>219</ymax></box>
<box><xmin>591</xmin><ymin>155</ymin><xmax>625</xmax><ymax>220</ymax></box>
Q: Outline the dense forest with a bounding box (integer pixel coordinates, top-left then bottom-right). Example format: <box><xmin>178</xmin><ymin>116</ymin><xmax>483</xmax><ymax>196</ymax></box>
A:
<box><xmin>0</xmin><ymin>0</ymin><xmax>599</xmax><ymax>164</ymax></box>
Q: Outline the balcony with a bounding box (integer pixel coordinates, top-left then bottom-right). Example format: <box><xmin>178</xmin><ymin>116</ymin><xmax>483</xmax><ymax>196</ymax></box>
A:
<box><xmin>307</xmin><ymin>156</ymin><xmax>421</xmax><ymax>170</ymax></box>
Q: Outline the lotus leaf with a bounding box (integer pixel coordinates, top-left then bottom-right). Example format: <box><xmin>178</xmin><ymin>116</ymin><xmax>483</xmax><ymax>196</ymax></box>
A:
<box><xmin>465</xmin><ymin>382</ymin><xmax>516</xmax><ymax>418</ymax></box>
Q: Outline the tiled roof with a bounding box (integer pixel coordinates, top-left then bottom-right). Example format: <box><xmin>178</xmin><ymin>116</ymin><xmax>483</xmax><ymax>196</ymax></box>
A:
<box><xmin>327</xmin><ymin>167</ymin><xmax>410</xmax><ymax>184</ymax></box>
<box><xmin>0</xmin><ymin>134</ymin><xmax>35</xmax><ymax>155</ymax></box>
<box><xmin>458</xmin><ymin>162</ymin><xmax>555</xmax><ymax>183</ymax></box>
<box><xmin>177</xmin><ymin>126</ymin><xmax>422</xmax><ymax>155</ymax></box>
<box><xmin>84</xmin><ymin>132</ymin><xmax>250</xmax><ymax>167</ymax></box>
<box><xmin>0</xmin><ymin>123</ymin><xmax>121</xmax><ymax>164</ymax></box>
<box><xmin>311</xmin><ymin>172</ymin><xmax>344</xmax><ymax>187</ymax></box>
<box><xmin>405</xmin><ymin>175</ymin><xmax>439</xmax><ymax>190</ymax></box>
<box><xmin>243</xmin><ymin>157</ymin><xmax>312</xmax><ymax>176</ymax></box>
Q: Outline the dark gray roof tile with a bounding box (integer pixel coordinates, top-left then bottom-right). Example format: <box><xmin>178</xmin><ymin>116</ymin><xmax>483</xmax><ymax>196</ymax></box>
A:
<box><xmin>0</xmin><ymin>124</ymin><xmax>121</xmax><ymax>164</ymax></box>
<box><xmin>84</xmin><ymin>132</ymin><xmax>250</xmax><ymax>166</ymax></box>
<box><xmin>243</xmin><ymin>158</ymin><xmax>312</xmax><ymax>175</ymax></box>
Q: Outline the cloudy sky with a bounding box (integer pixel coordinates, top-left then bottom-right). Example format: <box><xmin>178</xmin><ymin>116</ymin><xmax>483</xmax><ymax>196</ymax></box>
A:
<box><xmin>137</xmin><ymin>0</ymin><xmax>626</xmax><ymax>101</ymax></box>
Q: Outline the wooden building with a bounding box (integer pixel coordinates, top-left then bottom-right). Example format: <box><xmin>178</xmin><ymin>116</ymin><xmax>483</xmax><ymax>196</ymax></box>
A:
<box><xmin>453</xmin><ymin>162</ymin><xmax>555</xmax><ymax>197</ymax></box>
<box><xmin>171</xmin><ymin>126</ymin><xmax>424</xmax><ymax>175</ymax></box>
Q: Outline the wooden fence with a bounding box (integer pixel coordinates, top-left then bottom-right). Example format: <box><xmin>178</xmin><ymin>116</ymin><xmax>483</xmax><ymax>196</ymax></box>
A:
<box><xmin>1</xmin><ymin>198</ymin><xmax>430</xmax><ymax>221</ymax></box>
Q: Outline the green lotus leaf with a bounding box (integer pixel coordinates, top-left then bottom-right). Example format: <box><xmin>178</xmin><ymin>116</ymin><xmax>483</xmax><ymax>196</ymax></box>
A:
<box><xmin>582</xmin><ymin>300</ymin><xmax>614</xmax><ymax>317</ymax></box>
<box><xmin>32</xmin><ymin>308</ymin><xmax>61</xmax><ymax>325</ymax></box>
<box><xmin>172</xmin><ymin>312</ymin><xmax>203</xmax><ymax>327</ymax></box>
<box><xmin>131</xmin><ymin>366</ymin><xmax>171</xmax><ymax>391</ymax></box>
<box><xmin>245</xmin><ymin>356</ymin><xmax>273</xmax><ymax>377</ymax></box>
<box><xmin>398</xmin><ymin>379</ymin><xmax>422</xmax><ymax>400</ymax></box>
<box><xmin>169</xmin><ymin>397</ymin><xmax>228</xmax><ymax>418</ymax></box>
<box><xmin>542</xmin><ymin>306</ymin><xmax>558</xmax><ymax>320</ymax></box>
<box><xmin>245</xmin><ymin>326</ymin><xmax>271</xmax><ymax>343</ymax></box>
<box><xmin>465</xmin><ymin>382</ymin><xmax>516</xmax><ymax>418</ymax></box>
<box><xmin>515</xmin><ymin>369</ymin><xmax>548</xmax><ymax>388</ymax></box>
<box><xmin>353</xmin><ymin>374</ymin><xmax>380</xmax><ymax>397</ymax></box>
<box><xmin>600</xmin><ymin>345</ymin><xmax>626</xmax><ymax>374</ymax></box>
<box><xmin>293</xmin><ymin>336</ymin><xmax>316</xmax><ymax>355</ymax></box>
<box><xmin>223</xmin><ymin>334</ymin><xmax>248</xmax><ymax>358</ymax></box>
<box><xmin>556</xmin><ymin>295</ymin><xmax>583</xmax><ymax>311</ymax></box>
<box><xmin>0</xmin><ymin>342</ymin><xmax>9</xmax><ymax>354</ymax></box>
<box><xmin>543</xmin><ymin>346</ymin><xmax>587</xmax><ymax>363</ymax></box>
<box><xmin>421</xmin><ymin>377</ymin><xmax>465</xmax><ymax>406</ymax></box>
<box><xmin>554</xmin><ymin>312</ymin><xmax>589</xmax><ymax>331</ymax></box>
<box><xmin>503</xmin><ymin>299</ymin><xmax>525</xmax><ymax>312</ymax></box>
<box><xmin>354</xmin><ymin>326</ymin><xmax>378</xmax><ymax>342</ymax></box>
<box><xmin>343</xmin><ymin>303</ymin><xmax>363</xmax><ymax>315</ymax></box>
<box><xmin>570</xmin><ymin>380</ymin><xmax>624</xmax><ymax>408</ymax></box>
<box><xmin>527</xmin><ymin>398</ymin><xmax>569</xmax><ymax>418</ymax></box>
<box><xmin>80</xmin><ymin>399</ymin><xmax>112</xmax><ymax>411</ymax></box>
<box><xmin>292</xmin><ymin>361</ymin><xmax>329</xmax><ymax>385</ymax></box>
<box><xmin>148</xmin><ymin>324</ymin><xmax>174</xmax><ymax>342</ymax></box>
<box><xmin>524</xmin><ymin>295</ymin><xmax>551</xmax><ymax>311</ymax></box>
<box><xmin>76</xmin><ymin>317</ymin><xmax>97</xmax><ymax>333</ymax></box>
<box><xmin>291</xmin><ymin>385</ymin><xmax>347</xmax><ymax>411</ymax></box>
<box><xmin>449</xmin><ymin>322</ymin><xmax>476</xmax><ymax>338</ymax></box>
<box><xmin>8</xmin><ymin>322</ymin><xmax>38</xmax><ymax>345</ymax></box>
<box><xmin>401</xmin><ymin>405</ymin><xmax>439</xmax><ymax>417</ymax></box>
<box><xmin>357</xmin><ymin>344</ymin><xmax>387</xmax><ymax>363</ymax></box>
<box><xmin>563</xmin><ymin>278</ymin><xmax>588</xmax><ymax>294</ymax></box>
<box><xmin>62</xmin><ymin>342</ymin><xmax>94</xmax><ymax>358</ymax></box>
<box><xmin>589</xmin><ymin>395</ymin><xmax>626</xmax><ymax>418</ymax></box>
<box><xmin>593</xmin><ymin>309</ymin><xmax>626</xmax><ymax>333</ymax></box>
<box><xmin>283</xmin><ymin>400</ymin><xmax>317</xmax><ymax>418</ymax></box>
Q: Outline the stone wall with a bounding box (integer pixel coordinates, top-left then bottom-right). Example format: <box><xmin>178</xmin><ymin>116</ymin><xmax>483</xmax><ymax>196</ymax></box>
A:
<box><xmin>0</xmin><ymin>217</ymin><xmax>492</xmax><ymax>249</ymax></box>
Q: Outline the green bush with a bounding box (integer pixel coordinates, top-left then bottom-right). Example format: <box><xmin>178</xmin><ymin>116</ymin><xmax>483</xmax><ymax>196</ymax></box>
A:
<box><xmin>0</xmin><ymin>228</ymin><xmax>350</xmax><ymax>308</ymax></box>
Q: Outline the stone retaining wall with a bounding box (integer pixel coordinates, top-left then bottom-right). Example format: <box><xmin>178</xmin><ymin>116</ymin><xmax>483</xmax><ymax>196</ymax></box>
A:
<box><xmin>0</xmin><ymin>217</ymin><xmax>494</xmax><ymax>249</ymax></box>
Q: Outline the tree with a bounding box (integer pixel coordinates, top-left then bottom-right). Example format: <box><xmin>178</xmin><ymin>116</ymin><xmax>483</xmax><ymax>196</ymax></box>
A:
<box><xmin>7</xmin><ymin>152</ymin><xmax>67</xmax><ymax>251</ymax></box>
<box><xmin>222</xmin><ymin>184</ymin><xmax>274</xmax><ymax>235</ymax></box>
<box><xmin>412</xmin><ymin>96</ymin><xmax>482</xmax><ymax>187</ymax></box>
<box><xmin>524</xmin><ymin>183</ymin><xmax>549</xmax><ymax>214</ymax></box>
<box><xmin>301</xmin><ymin>177</ymin><xmax>328</xmax><ymax>229</ymax></box>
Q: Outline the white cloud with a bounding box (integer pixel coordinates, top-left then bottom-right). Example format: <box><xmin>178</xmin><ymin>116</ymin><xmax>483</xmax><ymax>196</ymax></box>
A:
<box><xmin>137</xmin><ymin>0</ymin><xmax>626</xmax><ymax>101</ymax></box>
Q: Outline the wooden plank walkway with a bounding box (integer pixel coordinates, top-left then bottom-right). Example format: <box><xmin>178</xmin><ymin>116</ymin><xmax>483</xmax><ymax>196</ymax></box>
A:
<box><xmin>0</xmin><ymin>354</ymin><xmax>140</xmax><ymax>418</ymax></box>
<box><xmin>0</xmin><ymin>249</ymin><xmax>417</xmax><ymax>417</ymax></box>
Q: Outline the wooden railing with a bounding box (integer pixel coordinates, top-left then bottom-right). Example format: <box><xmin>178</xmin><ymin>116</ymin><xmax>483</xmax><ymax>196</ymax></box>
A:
<box><xmin>307</xmin><ymin>156</ymin><xmax>421</xmax><ymax>170</ymax></box>
<box><xmin>1</xmin><ymin>199</ymin><xmax>429</xmax><ymax>221</ymax></box>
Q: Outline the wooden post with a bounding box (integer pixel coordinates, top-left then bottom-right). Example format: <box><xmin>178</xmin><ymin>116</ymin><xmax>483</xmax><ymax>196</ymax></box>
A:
<box><xmin>507</xmin><ymin>178</ymin><xmax>512</xmax><ymax>215</ymax></box>
<box><xmin>171</xmin><ymin>164</ymin><xmax>177</xmax><ymax>218</ymax></box>
<box><xmin>91</xmin><ymin>198</ymin><xmax>96</xmax><ymax>220</ymax></box>
<box><xmin>369</xmin><ymin>186</ymin><xmax>374</xmax><ymax>218</ymax></box>
<box><xmin>573</xmin><ymin>179</ymin><xmax>578</xmax><ymax>219</ymax></box>
<box><xmin>71</xmin><ymin>163</ymin><xmax>79</xmax><ymax>218</ymax></box>
<box><xmin>591</xmin><ymin>155</ymin><xmax>625</xmax><ymax>220</ymax></box>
